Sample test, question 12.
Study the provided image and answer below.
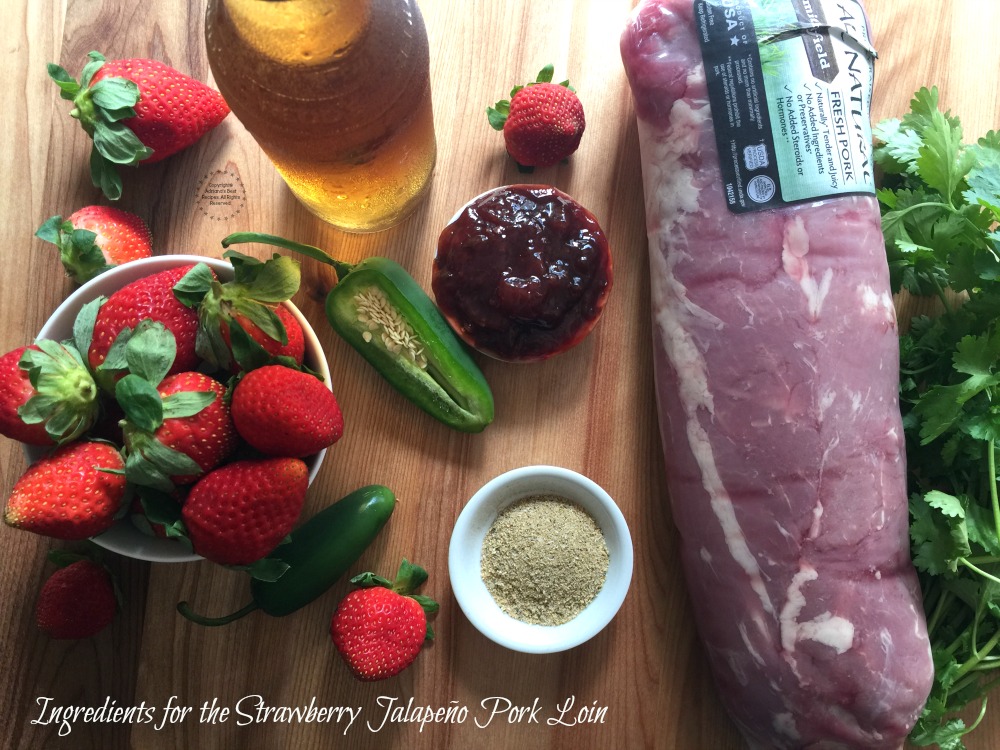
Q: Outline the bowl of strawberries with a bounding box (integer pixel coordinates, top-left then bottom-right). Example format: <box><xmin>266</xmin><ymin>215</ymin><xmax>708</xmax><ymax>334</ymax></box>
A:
<box><xmin>5</xmin><ymin>253</ymin><xmax>341</xmax><ymax>564</ymax></box>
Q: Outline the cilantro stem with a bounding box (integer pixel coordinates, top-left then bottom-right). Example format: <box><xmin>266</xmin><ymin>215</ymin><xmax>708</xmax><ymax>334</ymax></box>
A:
<box><xmin>967</xmin><ymin>556</ymin><xmax>1000</xmax><ymax>565</ymax></box>
<box><xmin>929</xmin><ymin>273</ymin><xmax>953</xmax><ymax>314</ymax></box>
<box><xmin>888</xmin><ymin>200</ymin><xmax>960</xmax><ymax>220</ymax></box>
<box><xmin>967</xmin><ymin>699</ymin><xmax>988</xmax><ymax>734</ymax></box>
<box><xmin>955</xmin><ymin>623</ymin><xmax>1000</xmax><ymax>680</ymax></box>
<box><xmin>926</xmin><ymin>587</ymin><xmax>953</xmax><ymax>638</ymax></box>
<box><xmin>958</xmin><ymin>558</ymin><xmax>1000</xmax><ymax>585</ymax></box>
<box><xmin>991</xmin><ymin>438</ymin><xmax>1000</xmax><ymax>542</ymax></box>
<box><xmin>969</xmin><ymin>658</ymin><xmax>1000</xmax><ymax>671</ymax></box>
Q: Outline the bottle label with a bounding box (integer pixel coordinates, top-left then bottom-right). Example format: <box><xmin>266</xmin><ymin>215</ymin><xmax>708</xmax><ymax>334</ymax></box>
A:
<box><xmin>694</xmin><ymin>0</ymin><xmax>877</xmax><ymax>213</ymax></box>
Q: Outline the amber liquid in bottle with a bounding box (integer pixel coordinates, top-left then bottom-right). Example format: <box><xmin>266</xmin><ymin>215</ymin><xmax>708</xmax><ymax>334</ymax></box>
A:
<box><xmin>205</xmin><ymin>0</ymin><xmax>436</xmax><ymax>232</ymax></box>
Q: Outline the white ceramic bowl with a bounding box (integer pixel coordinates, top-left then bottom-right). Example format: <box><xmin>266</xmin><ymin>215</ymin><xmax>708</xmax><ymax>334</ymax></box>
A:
<box><xmin>25</xmin><ymin>254</ymin><xmax>332</xmax><ymax>563</ymax></box>
<box><xmin>449</xmin><ymin>465</ymin><xmax>633</xmax><ymax>653</ymax></box>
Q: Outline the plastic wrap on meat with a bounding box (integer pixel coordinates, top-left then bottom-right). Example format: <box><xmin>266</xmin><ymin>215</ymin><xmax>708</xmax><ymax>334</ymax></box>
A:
<box><xmin>620</xmin><ymin>1</ymin><xmax>933</xmax><ymax>747</ymax></box>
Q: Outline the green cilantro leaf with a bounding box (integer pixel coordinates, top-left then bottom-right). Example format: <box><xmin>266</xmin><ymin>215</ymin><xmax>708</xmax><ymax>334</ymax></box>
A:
<box><xmin>873</xmin><ymin>117</ymin><xmax>923</xmax><ymax>174</ymax></box>
<box><xmin>911</xmin><ymin>491</ymin><xmax>971</xmax><ymax>575</ymax></box>
<box><xmin>916</xmin><ymin>109</ymin><xmax>977</xmax><ymax>204</ymax></box>
<box><xmin>963</xmin><ymin>133</ymin><xmax>1000</xmax><ymax>218</ymax></box>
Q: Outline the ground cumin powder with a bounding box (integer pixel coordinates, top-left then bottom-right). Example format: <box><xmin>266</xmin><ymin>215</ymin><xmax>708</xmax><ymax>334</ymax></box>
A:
<box><xmin>480</xmin><ymin>494</ymin><xmax>609</xmax><ymax>626</ymax></box>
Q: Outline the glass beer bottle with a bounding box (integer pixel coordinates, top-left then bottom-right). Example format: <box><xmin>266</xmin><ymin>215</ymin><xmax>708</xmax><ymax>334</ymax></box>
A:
<box><xmin>204</xmin><ymin>0</ymin><xmax>436</xmax><ymax>232</ymax></box>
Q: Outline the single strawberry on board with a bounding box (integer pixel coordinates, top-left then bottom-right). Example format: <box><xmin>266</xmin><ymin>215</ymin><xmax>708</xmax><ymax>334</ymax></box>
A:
<box><xmin>176</xmin><ymin>250</ymin><xmax>306</xmax><ymax>372</ymax></box>
<box><xmin>48</xmin><ymin>51</ymin><xmax>229</xmax><ymax>200</ymax></box>
<box><xmin>4</xmin><ymin>441</ymin><xmax>127</xmax><ymax>540</ymax></box>
<box><xmin>180</xmin><ymin>457</ymin><xmax>308</xmax><ymax>567</ymax></box>
<box><xmin>87</xmin><ymin>263</ymin><xmax>212</xmax><ymax>390</ymax></box>
<box><xmin>230</xmin><ymin>364</ymin><xmax>343</xmax><ymax>458</ymax></box>
<box><xmin>487</xmin><ymin>65</ymin><xmax>586</xmax><ymax>169</ymax></box>
<box><xmin>330</xmin><ymin>559</ymin><xmax>439</xmax><ymax>681</ymax></box>
<box><xmin>35</xmin><ymin>206</ymin><xmax>152</xmax><ymax>284</ymax></box>
<box><xmin>35</xmin><ymin>551</ymin><xmax>118</xmax><ymax>640</ymax></box>
<box><xmin>120</xmin><ymin>370</ymin><xmax>237</xmax><ymax>489</ymax></box>
<box><xmin>0</xmin><ymin>341</ymin><xmax>99</xmax><ymax>446</ymax></box>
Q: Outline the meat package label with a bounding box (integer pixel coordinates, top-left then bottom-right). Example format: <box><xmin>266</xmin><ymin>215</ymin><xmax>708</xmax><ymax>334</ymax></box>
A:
<box><xmin>694</xmin><ymin>0</ymin><xmax>877</xmax><ymax>213</ymax></box>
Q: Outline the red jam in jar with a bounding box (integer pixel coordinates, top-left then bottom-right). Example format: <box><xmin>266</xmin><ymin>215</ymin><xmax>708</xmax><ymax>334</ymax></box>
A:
<box><xmin>432</xmin><ymin>185</ymin><xmax>613</xmax><ymax>363</ymax></box>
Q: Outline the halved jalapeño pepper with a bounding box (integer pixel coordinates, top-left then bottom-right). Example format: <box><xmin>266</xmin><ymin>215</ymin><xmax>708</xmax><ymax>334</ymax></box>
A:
<box><xmin>221</xmin><ymin>232</ymin><xmax>495</xmax><ymax>433</ymax></box>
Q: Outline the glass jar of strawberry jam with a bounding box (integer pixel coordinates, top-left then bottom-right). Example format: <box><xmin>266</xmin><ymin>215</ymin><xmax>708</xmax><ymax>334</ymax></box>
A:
<box><xmin>432</xmin><ymin>185</ymin><xmax>613</xmax><ymax>363</ymax></box>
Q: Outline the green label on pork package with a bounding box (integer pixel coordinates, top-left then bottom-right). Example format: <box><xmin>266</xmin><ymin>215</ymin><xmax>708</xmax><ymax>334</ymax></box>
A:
<box><xmin>694</xmin><ymin>0</ymin><xmax>877</xmax><ymax>213</ymax></box>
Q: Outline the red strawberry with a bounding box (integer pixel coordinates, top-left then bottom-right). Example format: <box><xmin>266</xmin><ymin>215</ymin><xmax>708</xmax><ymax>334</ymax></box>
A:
<box><xmin>0</xmin><ymin>346</ymin><xmax>50</xmax><ymax>446</ymax></box>
<box><xmin>330</xmin><ymin>559</ymin><xmax>438</xmax><ymax>681</ymax></box>
<box><xmin>36</xmin><ymin>206</ymin><xmax>152</xmax><ymax>284</ymax></box>
<box><xmin>230</xmin><ymin>365</ymin><xmax>343</xmax><ymax>458</ymax></box>
<box><xmin>181</xmin><ymin>457</ymin><xmax>308</xmax><ymax>566</ymax></box>
<box><xmin>487</xmin><ymin>65</ymin><xmax>585</xmax><ymax>168</ymax></box>
<box><xmin>35</xmin><ymin>558</ymin><xmax>117</xmax><ymax>639</ymax></box>
<box><xmin>121</xmin><ymin>371</ymin><xmax>238</xmax><ymax>488</ymax></box>
<box><xmin>4</xmin><ymin>441</ymin><xmax>127</xmax><ymax>540</ymax></box>
<box><xmin>177</xmin><ymin>251</ymin><xmax>305</xmax><ymax>372</ymax></box>
<box><xmin>222</xmin><ymin>305</ymin><xmax>306</xmax><ymax>371</ymax></box>
<box><xmin>88</xmin><ymin>264</ymin><xmax>211</xmax><ymax>390</ymax></box>
<box><xmin>48</xmin><ymin>50</ymin><xmax>229</xmax><ymax>200</ymax></box>
<box><xmin>0</xmin><ymin>342</ymin><xmax>99</xmax><ymax>446</ymax></box>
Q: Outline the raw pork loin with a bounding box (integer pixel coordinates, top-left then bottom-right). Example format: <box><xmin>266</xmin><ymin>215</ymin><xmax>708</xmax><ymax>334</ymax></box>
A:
<box><xmin>620</xmin><ymin>1</ymin><xmax>933</xmax><ymax>747</ymax></box>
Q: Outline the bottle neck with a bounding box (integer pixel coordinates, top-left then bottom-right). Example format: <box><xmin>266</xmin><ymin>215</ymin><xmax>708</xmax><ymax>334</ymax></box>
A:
<box><xmin>217</xmin><ymin>0</ymin><xmax>375</xmax><ymax>66</ymax></box>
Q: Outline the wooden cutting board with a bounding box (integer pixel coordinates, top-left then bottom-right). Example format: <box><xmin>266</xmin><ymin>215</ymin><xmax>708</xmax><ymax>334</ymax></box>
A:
<box><xmin>0</xmin><ymin>1</ymin><xmax>997</xmax><ymax>748</ymax></box>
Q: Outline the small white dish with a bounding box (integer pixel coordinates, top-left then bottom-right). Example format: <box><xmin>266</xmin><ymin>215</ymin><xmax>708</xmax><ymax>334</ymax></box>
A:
<box><xmin>449</xmin><ymin>465</ymin><xmax>633</xmax><ymax>653</ymax></box>
<box><xmin>25</xmin><ymin>254</ymin><xmax>331</xmax><ymax>563</ymax></box>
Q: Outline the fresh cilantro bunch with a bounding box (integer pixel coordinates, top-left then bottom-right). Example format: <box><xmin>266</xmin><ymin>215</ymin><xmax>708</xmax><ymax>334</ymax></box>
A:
<box><xmin>875</xmin><ymin>87</ymin><xmax>1000</xmax><ymax>749</ymax></box>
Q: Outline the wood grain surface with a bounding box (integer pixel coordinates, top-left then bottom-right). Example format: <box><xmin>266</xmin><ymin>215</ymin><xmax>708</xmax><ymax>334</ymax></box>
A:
<box><xmin>0</xmin><ymin>1</ymin><xmax>997</xmax><ymax>748</ymax></box>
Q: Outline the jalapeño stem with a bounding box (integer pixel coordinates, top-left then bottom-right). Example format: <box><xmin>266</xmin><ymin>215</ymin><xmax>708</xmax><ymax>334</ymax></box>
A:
<box><xmin>176</xmin><ymin>600</ymin><xmax>259</xmax><ymax>626</ymax></box>
<box><xmin>221</xmin><ymin>232</ymin><xmax>355</xmax><ymax>281</ymax></box>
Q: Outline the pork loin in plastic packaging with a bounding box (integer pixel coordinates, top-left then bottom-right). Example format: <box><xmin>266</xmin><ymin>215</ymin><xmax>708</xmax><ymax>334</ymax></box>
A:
<box><xmin>620</xmin><ymin>1</ymin><xmax>933</xmax><ymax>746</ymax></box>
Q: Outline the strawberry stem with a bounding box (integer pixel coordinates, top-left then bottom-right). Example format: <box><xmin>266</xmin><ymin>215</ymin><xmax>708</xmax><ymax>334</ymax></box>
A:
<box><xmin>72</xmin><ymin>89</ymin><xmax>98</xmax><ymax>135</ymax></box>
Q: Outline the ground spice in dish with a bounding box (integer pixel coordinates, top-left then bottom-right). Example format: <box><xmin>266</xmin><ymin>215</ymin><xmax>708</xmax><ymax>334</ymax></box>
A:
<box><xmin>480</xmin><ymin>494</ymin><xmax>609</xmax><ymax>626</ymax></box>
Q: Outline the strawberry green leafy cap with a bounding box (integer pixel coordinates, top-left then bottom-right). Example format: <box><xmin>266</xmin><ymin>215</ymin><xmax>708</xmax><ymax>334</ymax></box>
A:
<box><xmin>175</xmin><ymin>250</ymin><xmax>303</xmax><ymax>372</ymax></box>
<box><xmin>351</xmin><ymin>558</ymin><xmax>440</xmax><ymax>639</ymax></box>
<box><xmin>18</xmin><ymin>340</ymin><xmax>100</xmax><ymax>445</ymax></box>
<box><xmin>47</xmin><ymin>51</ymin><xmax>153</xmax><ymax>201</ymax></box>
<box><xmin>36</xmin><ymin>214</ymin><xmax>111</xmax><ymax>284</ymax></box>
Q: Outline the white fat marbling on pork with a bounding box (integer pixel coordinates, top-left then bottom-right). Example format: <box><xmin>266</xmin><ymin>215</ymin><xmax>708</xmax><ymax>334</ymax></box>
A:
<box><xmin>638</xmin><ymin>99</ymin><xmax>709</xmax><ymax>235</ymax></box>
<box><xmin>780</xmin><ymin>564</ymin><xmax>857</xmax><ymax>665</ymax></box>
<box><xmin>739</xmin><ymin>622</ymin><xmax>768</xmax><ymax>667</ymax></box>
<box><xmin>651</xmin><ymin>247</ymin><xmax>775</xmax><ymax>619</ymax></box>
<box><xmin>781</xmin><ymin>216</ymin><xmax>833</xmax><ymax>321</ymax></box>
<box><xmin>779</xmin><ymin>565</ymin><xmax>820</xmax><ymax>671</ymax></box>
<box><xmin>622</xmin><ymin>2</ymin><xmax>933</xmax><ymax>748</ymax></box>
<box><xmin>859</xmin><ymin>283</ymin><xmax>895</xmax><ymax>319</ymax></box>
<box><xmin>799</xmin><ymin>612</ymin><xmax>856</xmax><ymax>654</ymax></box>
<box><xmin>773</xmin><ymin>712</ymin><xmax>801</xmax><ymax>742</ymax></box>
